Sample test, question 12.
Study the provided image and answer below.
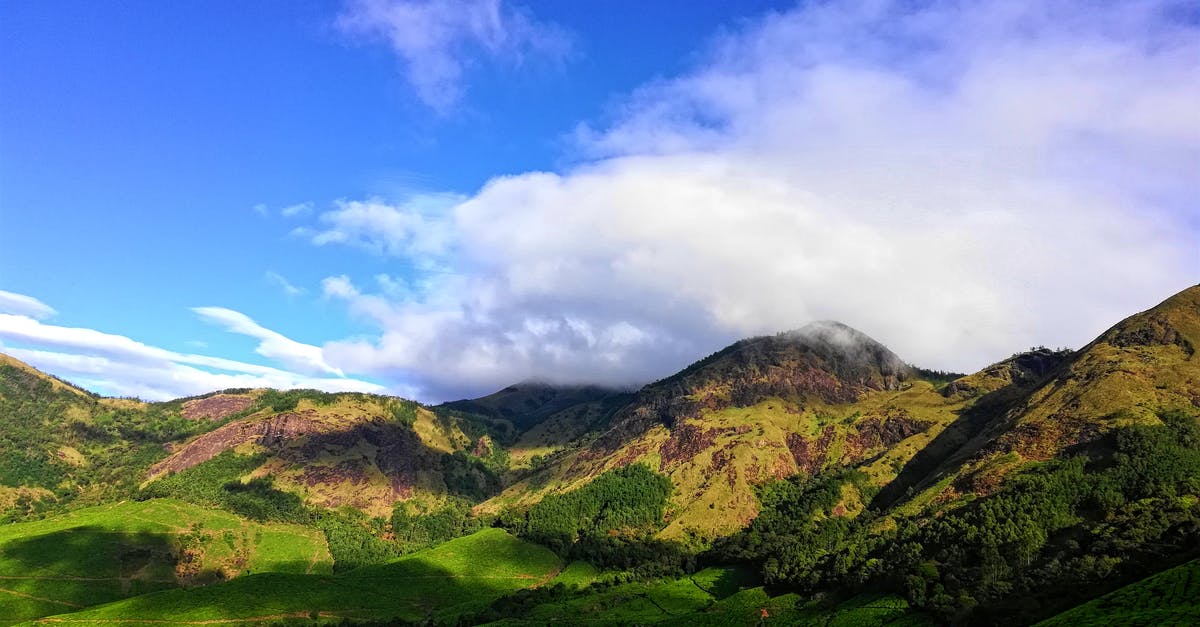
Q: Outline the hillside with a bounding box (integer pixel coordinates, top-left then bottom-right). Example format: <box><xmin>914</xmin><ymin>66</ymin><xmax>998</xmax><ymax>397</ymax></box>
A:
<box><xmin>0</xmin><ymin>498</ymin><xmax>329</xmax><ymax>625</ymax></box>
<box><xmin>0</xmin><ymin>353</ymin><xmax>512</xmax><ymax>521</ymax></box>
<box><xmin>143</xmin><ymin>389</ymin><xmax>505</xmax><ymax>517</ymax></box>
<box><xmin>1037</xmin><ymin>559</ymin><xmax>1200</xmax><ymax>626</ymax></box>
<box><xmin>482</xmin><ymin>321</ymin><xmax>972</xmax><ymax>539</ymax></box>
<box><xmin>31</xmin><ymin>528</ymin><xmax>561</xmax><ymax>625</ymax></box>
<box><xmin>440</xmin><ymin>382</ymin><xmax>632</xmax><ymax>470</ymax></box>
<box><xmin>0</xmin><ymin>285</ymin><xmax>1197</xmax><ymax>625</ymax></box>
<box><xmin>887</xmin><ymin>285</ymin><xmax>1200</xmax><ymax>514</ymax></box>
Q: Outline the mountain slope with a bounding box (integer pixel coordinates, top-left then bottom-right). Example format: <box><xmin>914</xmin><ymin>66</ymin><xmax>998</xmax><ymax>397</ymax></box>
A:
<box><xmin>0</xmin><ymin>357</ymin><xmax>511</xmax><ymax>521</ymax></box>
<box><xmin>481</xmin><ymin>322</ymin><xmax>967</xmax><ymax>539</ymax></box>
<box><xmin>440</xmin><ymin>382</ymin><xmax>633</xmax><ymax>470</ymax></box>
<box><xmin>894</xmin><ymin>285</ymin><xmax>1200</xmax><ymax>510</ymax></box>
<box><xmin>0</xmin><ymin>498</ymin><xmax>330</xmax><ymax>624</ymax></box>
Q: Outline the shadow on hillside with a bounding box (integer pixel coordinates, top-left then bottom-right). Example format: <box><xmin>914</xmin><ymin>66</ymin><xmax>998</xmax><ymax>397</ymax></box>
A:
<box><xmin>2</xmin><ymin>526</ymin><xmax>179</xmax><ymax>581</ymax></box>
<box><xmin>870</xmin><ymin>383</ymin><xmax>1034</xmax><ymax>512</ymax></box>
<box><xmin>271</xmin><ymin>419</ymin><xmax>503</xmax><ymax>503</ymax></box>
<box><xmin>61</xmin><ymin>553</ymin><xmax>532</xmax><ymax>623</ymax></box>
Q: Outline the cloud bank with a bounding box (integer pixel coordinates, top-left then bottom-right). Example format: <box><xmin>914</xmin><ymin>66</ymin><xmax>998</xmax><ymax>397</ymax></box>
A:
<box><xmin>0</xmin><ymin>290</ymin><xmax>57</xmax><ymax>320</ymax></box>
<box><xmin>316</xmin><ymin>0</ymin><xmax>1200</xmax><ymax>401</ymax></box>
<box><xmin>0</xmin><ymin>296</ymin><xmax>383</xmax><ymax>401</ymax></box>
<box><xmin>337</xmin><ymin>0</ymin><xmax>571</xmax><ymax>111</ymax></box>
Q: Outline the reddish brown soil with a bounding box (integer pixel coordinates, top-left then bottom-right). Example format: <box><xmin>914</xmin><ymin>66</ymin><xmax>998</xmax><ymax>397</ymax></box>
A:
<box><xmin>659</xmin><ymin>423</ymin><xmax>727</xmax><ymax>470</ymax></box>
<box><xmin>845</xmin><ymin>411</ymin><xmax>930</xmax><ymax>458</ymax></box>
<box><xmin>786</xmin><ymin>425</ymin><xmax>837</xmax><ymax>474</ymax></box>
<box><xmin>180</xmin><ymin>395</ymin><xmax>253</xmax><ymax>421</ymax></box>
<box><xmin>148</xmin><ymin>411</ymin><xmax>321</xmax><ymax>476</ymax></box>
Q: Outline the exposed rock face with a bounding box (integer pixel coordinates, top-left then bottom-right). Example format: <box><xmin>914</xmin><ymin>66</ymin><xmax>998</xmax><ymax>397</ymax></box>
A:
<box><xmin>180</xmin><ymin>394</ymin><xmax>254</xmax><ymax>421</ymax></box>
<box><xmin>148</xmin><ymin>411</ymin><xmax>321</xmax><ymax>477</ymax></box>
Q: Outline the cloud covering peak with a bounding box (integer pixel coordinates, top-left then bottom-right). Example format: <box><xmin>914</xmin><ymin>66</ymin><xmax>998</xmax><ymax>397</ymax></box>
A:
<box><xmin>313</xmin><ymin>0</ymin><xmax>1200</xmax><ymax>401</ymax></box>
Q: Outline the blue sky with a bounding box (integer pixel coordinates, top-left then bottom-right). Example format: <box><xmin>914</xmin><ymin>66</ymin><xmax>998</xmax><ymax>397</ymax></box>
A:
<box><xmin>1</xmin><ymin>0</ymin><xmax>1197</xmax><ymax>402</ymax></box>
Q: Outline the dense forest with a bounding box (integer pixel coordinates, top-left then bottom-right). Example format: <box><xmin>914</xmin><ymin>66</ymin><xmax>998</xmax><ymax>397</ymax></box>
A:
<box><xmin>716</xmin><ymin>409</ymin><xmax>1200</xmax><ymax>624</ymax></box>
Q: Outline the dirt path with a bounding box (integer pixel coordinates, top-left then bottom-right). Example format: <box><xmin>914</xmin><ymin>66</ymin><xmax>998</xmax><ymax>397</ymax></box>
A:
<box><xmin>0</xmin><ymin>586</ymin><xmax>83</xmax><ymax>608</ymax></box>
<box><xmin>532</xmin><ymin>564</ymin><xmax>566</xmax><ymax>588</ymax></box>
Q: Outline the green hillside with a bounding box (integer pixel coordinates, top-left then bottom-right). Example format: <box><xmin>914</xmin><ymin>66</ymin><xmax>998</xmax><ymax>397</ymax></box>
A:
<box><xmin>0</xmin><ymin>499</ymin><xmax>329</xmax><ymax>625</ymax></box>
<box><xmin>32</xmin><ymin>528</ymin><xmax>560</xmax><ymax>625</ymax></box>
<box><xmin>1037</xmin><ymin>559</ymin><xmax>1200</xmax><ymax>626</ymax></box>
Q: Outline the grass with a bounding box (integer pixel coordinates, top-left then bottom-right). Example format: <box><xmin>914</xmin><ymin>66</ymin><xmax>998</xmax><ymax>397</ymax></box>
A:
<box><xmin>488</xmin><ymin>382</ymin><xmax>968</xmax><ymax>542</ymax></box>
<box><xmin>31</xmin><ymin>528</ymin><xmax>561</xmax><ymax>625</ymax></box>
<box><xmin>1036</xmin><ymin>559</ymin><xmax>1200</xmax><ymax>627</ymax></box>
<box><xmin>0</xmin><ymin>499</ymin><xmax>329</xmax><ymax>625</ymax></box>
<box><xmin>550</xmin><ymin>561</ymin><xmax>600</xmax><ymax>588</ymax></box>
<box><xmin>481</xmin><ymin>567</ymin><xmax>929</xmax><ymax>626</ymax></box>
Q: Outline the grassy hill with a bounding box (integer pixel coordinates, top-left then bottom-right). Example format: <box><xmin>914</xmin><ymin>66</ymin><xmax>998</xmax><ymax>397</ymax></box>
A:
<box><xmin>0</xmin><ymin>499</ymin><xmax>329</xmax><ymax>625</ymax></box>
<box><xmin>1037</xmin><ymin>559</ymin><xmax>1200</xmax><ymax>626</ymax></box>
<box><xmin>31</xmin><ymin>528</ymin><xmax>560</xmax><ymax>625</ymax></box>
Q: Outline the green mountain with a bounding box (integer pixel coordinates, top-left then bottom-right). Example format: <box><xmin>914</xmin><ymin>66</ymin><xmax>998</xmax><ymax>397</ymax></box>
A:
<box><xmin>0</xmin><ymin>284</ymin><xmax>1197</xmax><ymax>625</ymax></box>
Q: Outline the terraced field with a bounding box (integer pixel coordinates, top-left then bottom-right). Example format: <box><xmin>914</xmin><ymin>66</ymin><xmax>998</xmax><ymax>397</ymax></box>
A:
<box><xmin>0</xmin><ymin>499</ymin><xmax>329</xmax><ymax>625</ymax></box>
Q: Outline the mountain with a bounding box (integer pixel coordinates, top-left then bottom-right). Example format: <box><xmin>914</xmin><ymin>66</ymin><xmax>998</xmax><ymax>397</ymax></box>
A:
<box><xmin>1</xmin><ymin>285</ymin><xmax>1197</xmax><ymax>625</ymax></box>
<box><xmin>480</xmin><ymin>321</ymin><xmax>966</xmax><ymax>539</ymax></box>
<box><xmin>439</xmin><ymin>382</ymin><xmax>632</xmax><ymax>470</ymax></box>
<box><xmin>0</xmin><ymin>359</ymin><xmax>509</xmax><ymax>519</ymax></box>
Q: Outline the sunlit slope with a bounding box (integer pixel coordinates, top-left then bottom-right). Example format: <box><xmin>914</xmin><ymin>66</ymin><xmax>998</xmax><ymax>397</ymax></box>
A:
<box><xmin>482</xmin><ymin>322</ymin><xmax>972</xmax><ymax>539</ymax></box>
<box><xmin>899</xmin><ymin>284</ymin><xmax>1200</xmax><ymax>508</ymax></box>
<box><xmin>0</xmin><ymin>499</ymin><xmax>329</xmax><ymax>625</ymax></box>
<box><xmin>995</xmin><ymin>284</ymin><xmax>1200</xmax><ymax>456</ymax></box>
<box><xmin>32</xmin><ymin>528</ymin><xmax>561</xmax><ymax>625</ymax></box>
<box><xmin>1037</xmin><ymin>559</ymin><xmax>1200</xmax><ymax>627</ymax></box>
<box><xmin>141</xmin><ymin>389</ymin><xmax>510</xmax><ymax>517</ymax></box>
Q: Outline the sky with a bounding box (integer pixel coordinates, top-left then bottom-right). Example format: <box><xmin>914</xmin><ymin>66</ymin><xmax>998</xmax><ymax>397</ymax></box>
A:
<box><xmin>0</xmin><ymin>0</ymin><xmax>1197</xmax><ymax>403</ymax></box>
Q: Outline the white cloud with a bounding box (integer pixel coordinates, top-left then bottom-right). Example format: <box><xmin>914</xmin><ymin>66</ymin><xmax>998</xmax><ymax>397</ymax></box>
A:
<box><xmin>265</xmin><ymin>270</ymin><xmax>306</xmax><ymax>297</ymax></box>
<box><xmin>336</xmin><ymin>0</ymin><xmax>571</xmax><ymax>111</ymax></box>
<box><xmin>0</xmin><ymin>313</ymin><xmax>384</xmax><ymax>401</ymax></box>
<box><xmin>315</xmin><ymin>0</ymin><xmax>1200</xmax><ymax>402</ymax></box>
<box><xmin>280</xmin><ymin>202</ymin><xmax>313</xmax><ymax>218</ymax></box>
<box><xmin>0</xmin><ymin>290</ymin><xmax>58</xmax><ymax>320</ymax></box>
<box><xmin>252</xmin><ymin>203</ymin><xmax>268</xmax><ymax>217</ymax></box>
<box><xmin>308</xmin><ymin>196</ymin><xmax>461</xmax><ymax>269</ymax></box>
<box><xmin>192</xmin><ymin>307</ymin><xmax>343</xmax><ymax>376</ymax></box>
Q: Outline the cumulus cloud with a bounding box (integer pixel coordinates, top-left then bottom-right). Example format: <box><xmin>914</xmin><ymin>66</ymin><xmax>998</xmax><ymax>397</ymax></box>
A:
<box><xmin>336</xmin><ymin>0</ymin><xmax>571</xmax><ymax>111</ymax></box>
<box><xmin>314</xmin><ymin>0</ymin><xmax>1199</xmax><ymax>402</ymax></box>
<box><xmin>193</xmin><ymin>307</ymin><xmax>344</xmax><ymax>376</ymax></box>
<box><xmin>0</xmin><ymin>312</ymin><xmax>384</xmax><ymax>401</ymax></box>
<box><xmin>0</xmin><ymin>290</ymin><xmax>57</xmax><ymax>320</ymax></box>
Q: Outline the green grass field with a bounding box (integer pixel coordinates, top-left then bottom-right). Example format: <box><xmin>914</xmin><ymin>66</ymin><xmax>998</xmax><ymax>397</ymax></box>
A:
<box><xmin>1037</xmin><ymin>559</ymin><xmax>1200</xmax><ymax>627</ymax></box>
<box><xmin>481</xmin><ymin>565</ymin><xmax>928</xmax><ymax>626</ymax></box>
<box><xmin>30</xmin><ymin>528</ymin><xmax>562</xmax><ymax>625</ymax></box>
<box><xmin>0</xmin><ymin>499</ymin><xmax>329</xmax><ymax>625</ymax></box>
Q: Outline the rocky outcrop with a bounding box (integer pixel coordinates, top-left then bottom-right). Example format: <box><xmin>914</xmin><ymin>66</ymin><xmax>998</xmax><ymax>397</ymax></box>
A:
<box><xmin>148</xmin><ymin>411</ymin><xmax>321</xmax><ymax>477</ymax></box>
